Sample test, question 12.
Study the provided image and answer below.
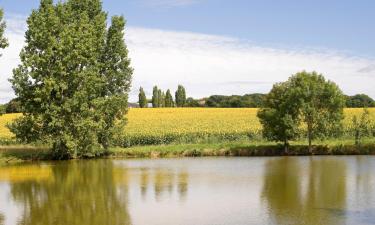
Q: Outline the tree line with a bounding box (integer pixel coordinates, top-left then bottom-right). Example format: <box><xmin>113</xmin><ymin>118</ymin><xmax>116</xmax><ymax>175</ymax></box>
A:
<box><xmin>138</xmin><ymin>85</ymin><xmax>189</xmax><ymax>108</ymax></box>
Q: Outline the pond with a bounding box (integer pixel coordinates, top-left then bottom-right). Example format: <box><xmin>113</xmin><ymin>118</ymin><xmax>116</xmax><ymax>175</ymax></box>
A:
<box><xmin>0</xmin><ymin>156</ymin><xmax>375</xmax><ymax>225</ymax></box>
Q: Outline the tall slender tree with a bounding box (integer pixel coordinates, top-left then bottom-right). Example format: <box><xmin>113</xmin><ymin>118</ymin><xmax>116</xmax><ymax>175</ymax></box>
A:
<box><xmin>9</xmin><ymin>0</ymin><xmax>132</xmax><ymax>158</ymax></box>
<box><xmin>175</xmin><ymin>85</ymin><xmax>186</xmax><ymax>107</ymax></box>
<box><xmin>152</xmin><ymin>86</ymin><xmax>159</xmax><ymax>108</ymax></box>
<box><xmin>158</xmin><ymin>90</ymin><xmax>164</xmax><ymax>107</ymax></box>
<box><xmin>165</xmin><ymin>89</ymin><xmax>174</xmax><ymax>107</ymax></box>
<box><xmin>138</xmin><ymin>87</ymin><xmax>147</xmax><ymax>108</ymax></box>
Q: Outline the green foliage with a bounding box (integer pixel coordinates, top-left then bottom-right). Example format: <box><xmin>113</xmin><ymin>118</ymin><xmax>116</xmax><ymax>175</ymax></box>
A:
<box><xmin>175</xmin><ymin>85</ymin><xmax>186</xmax><ymax>107</ymax></box>
<box><xmin>0</xmin><ymin>8</ymin><xmax>8</xmax><ymax>52</ymax></box>
<box><xmin>152</xmin><ymin>86</ymin><xmax>159</xmax><ymax>108</ymax></box>
<box><xmin>138</xmin><ymin>87</ymin><xmax>147</xmax><ymax>108</ymax></box>
<box><xmin>346</xmin><ymin>94</ymin><xmax>375</xmax><ymax>108</ymax></box>
<box><xmin>186</xmin><ymin>97</ymin><xmax>200</xmax><ymax>107</ymax></box>
<box><xmin>257</xmin><ymin>82</ymin><xmax>300</xmax><ymax>152</ymax></box>
<box><xmin>352</xmin><ymin>108</ymin><xmax>372</xmax><ymax>145</ymax></box>
<box><xmin>158</xmin><ymin>89</ymin><xmax>164</xmax><ymax>107</ymax></box>
<box><xmin>0</xmin><ymin>8</ymin><xmax>8</xmax><ymax>116</ymax></box>
<box><xmin>9</xmin><ymin>0</ymin><xmax>132</xmax><ymax>159</ymax></box>
<box><xmin>288</xmin><ymin>71</ymin><xmax>345</xmax><ymax>151</ymax></box>
<box><xmin>0</xmin><ymin>104</ymin><xmax>5</xmax><ymax>115</ymax></box>
<box><xmin>165</xmin><ymin>89</ymin><xmax>174</xmax><ymax>107</ymax></box>
<box><xmin>258</xmin><ymin>71</ymin><xmax>345</xmax><ymax>153</ymax></box>
<box><xmin>205</xmin><ymin>93</ymin><xmax>265</xmax><ymax>108</ymax></box>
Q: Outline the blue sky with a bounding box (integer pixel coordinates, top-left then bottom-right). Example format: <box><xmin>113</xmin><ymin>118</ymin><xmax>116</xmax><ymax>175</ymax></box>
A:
<box><xmin>0</xmin><ymin>0</ymin><xmax>374</xmax><ymax>102</ymax></box>
<box><xmin>2</xmin><ymin>0</ymin><xmax>374</xmax><ymax>57</ymax></box>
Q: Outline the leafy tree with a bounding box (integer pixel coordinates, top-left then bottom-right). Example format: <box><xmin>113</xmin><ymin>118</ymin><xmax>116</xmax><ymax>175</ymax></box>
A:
<box><xmin>9</xmin><ymin>0</ymin><xmax>132</xmax><ymax>158</ymax></box>
<box><xmin>152</xmin><ymin>86</ymin><xmax>159</xmax><ymax>108</ymax></box>
<box><xmin>175</xmin><ymin>85</ymin><xmax>186</xmax><ymax>107</ymax></box>
<box><xmin>138</xmin><ymin>87</ymin><xmax>147</xmax><ymax>108</ymax></box>
<box><xmin>257</xmin><ymin>82</ymin><xmax>300</xmax><ymax>153</ymax></box>
<box><xmin>287</xmin><ymin>71</ymin><xmax>345</xmax><ymax>152</ymax></box>
<box><xmin>352</xmin><ymin>108</ymin><xmax>372</xmax><ymax>146</ymax></box>
<box><xmin>164</xmin><ymin>89</ymin><xmax>174</xmax><ymax>107</ymax></box>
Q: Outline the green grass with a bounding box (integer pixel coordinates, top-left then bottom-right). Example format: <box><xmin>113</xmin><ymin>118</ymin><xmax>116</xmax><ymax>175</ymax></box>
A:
<box><xmin>1</xmin><ymin>138</ymin><xmax>375</xmax><ymax>164</ymax></box>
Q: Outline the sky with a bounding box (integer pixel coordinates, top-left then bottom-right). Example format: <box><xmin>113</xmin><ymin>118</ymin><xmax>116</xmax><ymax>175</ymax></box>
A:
<box><xmin>0</xmin><ymin>0</ymin><xmax>374</xmax><ymax>103</ymax></box>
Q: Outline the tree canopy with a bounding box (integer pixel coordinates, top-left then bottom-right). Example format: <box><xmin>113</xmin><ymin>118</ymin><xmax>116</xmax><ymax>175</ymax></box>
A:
<box><xmin>9</xmin><ymin>0</ymin><xmax>132</xmax><ymax>158</ymax></box>
<box><xmin>258</xmin><ymin>71</ymin><xmax>345</xmax><ymax>153</ymax></box>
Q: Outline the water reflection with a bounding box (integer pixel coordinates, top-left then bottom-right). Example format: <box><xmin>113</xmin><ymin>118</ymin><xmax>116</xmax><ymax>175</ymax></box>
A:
<box><xmin>0</xmin><ymin>157</ymin><xmax>375</xmax><ymax>225</ymax></box>
<box><xmin>262</xmin><ymin>157</ymin><xmax>347</xmax><ymax>225</ymax></box>
<box><xmin>8</xmin><ymin>161</ymin><xmax>132</xmax><ymax>225</ymax></box>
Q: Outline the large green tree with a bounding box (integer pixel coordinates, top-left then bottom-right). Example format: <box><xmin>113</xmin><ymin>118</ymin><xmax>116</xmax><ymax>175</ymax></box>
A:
<box><xmin>138</xmin><ymin>87</ymin><xmax>147</xmax><ymax>108</ymax></box>
<box><xmin>9</xmin><ymin>0</ymin><xmax>132</xmax><ymax>158</ymax></box>
<box><xmin>175</xmin><ymin>85</ymin><xmax>186</xmax><ymax>107</ymax></box>
<box><xmin>288</xmin><ymin>71</ymin><xmax>345</xmax><ymax>152</ymax></box>
<box><xmin>257</xmin><ymin>82</ymin><xmax>300</xmax><ymax>153</ymax></box>
<box><xmin>258</xmin><ymin>71</ymin><xmax>345</xmax><ymax>153</ymax></box>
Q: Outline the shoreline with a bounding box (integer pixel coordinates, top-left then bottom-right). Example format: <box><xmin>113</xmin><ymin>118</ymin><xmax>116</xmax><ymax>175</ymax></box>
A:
<box><xmin>1</xmin><ymin>140</ymin><xmax>375</xmax><ymax>164</ymax></box>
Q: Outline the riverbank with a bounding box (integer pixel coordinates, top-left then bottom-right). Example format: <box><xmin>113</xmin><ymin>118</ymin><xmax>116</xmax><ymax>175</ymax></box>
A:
<box><xmin>1</xmin><ymin>139</ymin><xmax>375</xmax><ymax>164</ymax></box>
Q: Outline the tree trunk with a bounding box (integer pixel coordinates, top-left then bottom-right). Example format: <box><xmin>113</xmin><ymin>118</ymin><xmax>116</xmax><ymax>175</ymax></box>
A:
<box><xmin>355</xmin><ymin>130</ymin><xmax>359</xmax><ymax>146</ymax></box>
<box><xmin>307</xmin><ymin>123</ymin><xmax>312</xmax><ymax>154</ymax></box>
<box><xmin>284</xmin><ymin>140</ymin><xmax>289</xmax><ymax>155</ymax></box>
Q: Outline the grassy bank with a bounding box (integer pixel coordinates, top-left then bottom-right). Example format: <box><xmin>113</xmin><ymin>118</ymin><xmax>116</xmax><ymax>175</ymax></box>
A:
<box><xmin>1</xmin><ymin>138</ymin><xmax>375</xmax><ymax>164</ymax></box>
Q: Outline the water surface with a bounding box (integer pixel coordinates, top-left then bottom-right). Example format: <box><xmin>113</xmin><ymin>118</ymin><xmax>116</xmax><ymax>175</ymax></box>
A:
<box><xmin>0</xmin><ymin>156</ymin><xmax>375</xmax><ymax>225</ymax></box>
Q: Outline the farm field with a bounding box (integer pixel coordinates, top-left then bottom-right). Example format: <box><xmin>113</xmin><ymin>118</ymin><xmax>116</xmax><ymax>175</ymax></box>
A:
<box><xmin>1</xmin><ymin>108</ymin><xmax>375</xmax><ymax>146</ymax></box>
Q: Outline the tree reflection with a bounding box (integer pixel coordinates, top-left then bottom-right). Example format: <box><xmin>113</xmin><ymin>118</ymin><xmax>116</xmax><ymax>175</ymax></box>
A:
<box><xmin>10</xmin><ymin>160</ymin><xmax>132</xmax><ymax>225</ymax></box>
<box><xmin>262</xmin><ymin>157</ymin><xmax>347</xmax><ymax>225</ymax></box>
<box><xmin>261</xmin><ymin>157</ymin><xmax>303</xmax><ymax>224</ymax></box>
<box><xmin>154</xmin><ymin>169</ymin><xmax>174</xmax><ymax>201</ymax></box>
<box><xmin>0</xmin><ymin>213</ymin><xmax>4</xmax><ymax>225</ymax></box>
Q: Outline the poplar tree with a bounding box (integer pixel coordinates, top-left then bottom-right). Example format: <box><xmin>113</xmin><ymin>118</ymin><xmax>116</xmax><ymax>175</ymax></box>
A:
<box><xmin>9</xmin><ymin>0</ymin><xmax>132</xmax><ymax>158</ymax></box>
<box><xmin>175</xmin><ymin>85</ymin><xmax>186</xmax><ymax>107</ymax></box>
<box><xmin>152</xmin><ymin>86</ymin><xmax>159</xmax><ymax>108</ymax></box>
<box><xmin>158</xmin><ymin>90</ymin><xmax>164</xmax><ymax>107</ymax></box>
<box><xmin>138</xmin><ymin>87</ymin><xmax>147</xmax><ymax>108</ymax></box>
<box><xmin>165</xmin><ymin>89</ymin><xmax>174</xmax><ymax>107</ymax></box>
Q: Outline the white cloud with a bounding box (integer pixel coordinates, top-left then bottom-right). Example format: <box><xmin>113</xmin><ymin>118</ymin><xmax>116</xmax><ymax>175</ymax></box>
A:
<box><xmin>1</xmin><ymin>16</ymin><xmax>375</xmax><ymax>104</ymax></box>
